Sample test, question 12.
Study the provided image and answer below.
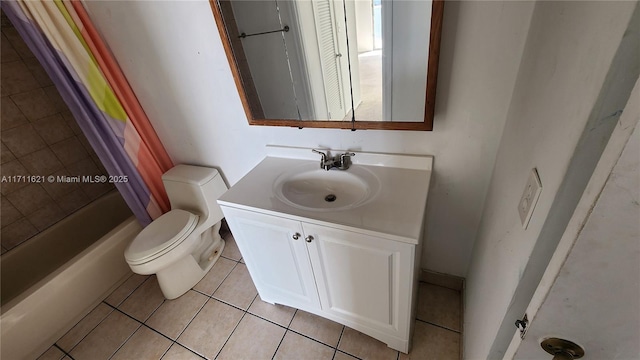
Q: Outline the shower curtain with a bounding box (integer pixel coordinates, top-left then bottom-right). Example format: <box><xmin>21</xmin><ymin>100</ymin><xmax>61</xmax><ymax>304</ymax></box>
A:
<box><xmin>1</xmin><ymin>0</ymin><xmax>173</xmax><ymax>226</ymax></box>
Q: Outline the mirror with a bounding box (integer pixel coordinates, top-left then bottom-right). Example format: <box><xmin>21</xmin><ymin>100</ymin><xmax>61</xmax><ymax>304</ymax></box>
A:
<box><xmin>211</xmin><ymin>0</ymin><xmax>443</xmax><ymax>130</ymax></box>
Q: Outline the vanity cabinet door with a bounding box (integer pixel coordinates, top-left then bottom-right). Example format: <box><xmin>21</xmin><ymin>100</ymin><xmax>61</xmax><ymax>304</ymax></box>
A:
<box><xmin>220</xmin><ymin>207</ymin><xmax>321</xmax><ymax>310</ymax></box>
<box><xmin>303</xmin><ymin>223</ymin><xmax>415</xmax><ymax>341</ymax></box>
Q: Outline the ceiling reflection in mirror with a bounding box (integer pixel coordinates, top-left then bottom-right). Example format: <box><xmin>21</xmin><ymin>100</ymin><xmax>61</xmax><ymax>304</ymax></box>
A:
<box><xmin>213</xmin><ymin>0</ymin><xmax>442</xmax><ymax>128</ymax></box>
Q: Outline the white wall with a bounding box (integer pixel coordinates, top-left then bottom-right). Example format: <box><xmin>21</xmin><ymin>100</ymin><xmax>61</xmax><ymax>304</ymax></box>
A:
<box><xmin>464</xmin><ymin>2</ymin><xmax>637</xmax><ymax>358</ymax></box>
<box><xmin>390</xmin><ymin>0</ymin><xmax>430</xmax><ymax>122</ymax></box>
<box><xmin>511</xmin><ymin>78</ymin><xmax>639</xmax><ymax>360</ymax></box>
<box><xmin>355</xmin><ymin>0</ymin><xmax>373</xmax><ymax>52</ymax></box>
<box><xmin>82</xmin><ymin>1</ymin><xmax>534</xmax><ymax>277</ymax></box>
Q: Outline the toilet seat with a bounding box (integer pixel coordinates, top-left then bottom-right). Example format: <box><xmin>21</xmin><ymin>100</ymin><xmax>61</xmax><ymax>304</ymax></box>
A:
<box><xmin>125</xmin><ymin>209</ymin><xmax>199</xmax><ymax>265</ymax></box>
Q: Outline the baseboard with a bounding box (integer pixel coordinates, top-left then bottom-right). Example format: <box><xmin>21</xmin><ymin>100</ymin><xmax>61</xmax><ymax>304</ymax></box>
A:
<box><xmin>419</xmin><ymin>269</ymin><xmax>464</xmax><ymax>291</ymax></box>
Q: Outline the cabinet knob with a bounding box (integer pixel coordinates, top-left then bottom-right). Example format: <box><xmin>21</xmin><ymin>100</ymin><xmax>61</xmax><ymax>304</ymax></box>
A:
<box><xmin>305</xmin><ymin>235</ymin><xmax>314</xmax><ymax>243</ymax></box>
<box><xmin>292</xmin><ymin>233</ymin><xmax>301</xmax><ymax>240</ymax></box>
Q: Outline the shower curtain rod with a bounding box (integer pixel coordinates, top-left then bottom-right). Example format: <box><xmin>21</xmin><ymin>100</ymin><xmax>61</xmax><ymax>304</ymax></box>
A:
<box><xmin>239</xmin><ymin>25</ymin><xmax>289</xmax><ymax>38</ymax></box>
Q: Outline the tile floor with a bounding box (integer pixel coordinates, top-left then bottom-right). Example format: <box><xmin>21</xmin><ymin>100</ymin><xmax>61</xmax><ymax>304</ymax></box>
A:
<box><xmin>37</xmin><ymin>234</ymin><xmax>462</xmax><ymax>360</ymax></box>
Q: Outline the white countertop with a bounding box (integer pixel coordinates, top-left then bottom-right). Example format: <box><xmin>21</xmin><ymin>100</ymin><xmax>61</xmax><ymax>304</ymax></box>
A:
<box><xmin>218</xmin><ymin>147</ymin><xmax>433</xmax><ymax>244</ymax></box>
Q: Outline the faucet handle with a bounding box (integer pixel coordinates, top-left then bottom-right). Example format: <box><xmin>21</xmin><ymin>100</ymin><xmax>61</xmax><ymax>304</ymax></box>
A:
<box><xmin>312</xmin><ymin>149</ymin><xmax>329</xmax><ymax>170</ymax></box>
<box><xmin>339</xmin><ymin>152</ymin><xmax>355</xmax><ymax>169</ymax></box>
<box><xmin>340</xmin><ymin>152</ymin><xmax>355</xmax><ymax>161</ymax></box>
<box><xmin>312</xmin><ymin>149</ymin><xmax>328</xmax><ymax>161</ymax></box>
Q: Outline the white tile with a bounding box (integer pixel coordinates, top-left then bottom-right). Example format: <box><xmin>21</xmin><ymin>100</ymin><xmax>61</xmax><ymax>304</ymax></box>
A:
<box><xmin>145</xmin><ymin>290</ymin><xmax>208</xmax><ymax>340</ymax></box>
<box><xmin>111</xmin><ymin>326</ymin><xmax>172</xmax><ymax>360</ymax></box>
<box><xmin>217</xmin><ymin>314</ymin><xmax>285</xmax><ymax>360</ymax></box>
<box><xmin>289</xmin><ymin>310</ymin><xmax>343</xmax><ymax>347</ymax></box>
<box><xmin>119</xmin><ymin>276</ymin><xmax>166</xmax><ymax>322</ymax></box>
<box><xmin>248</xmin><ymin>295</ymin><xmax>296</xmax><ymax>327</ymax></box>
<box><xmin>337</xmin><ymin>327</ymin><xmax>399</xmax><ymax>360</ymax></box>
<box><xmin>69</xmin><ymin>311</ymin><xmax>140</xmax><ymax>360</ymax></box>
<box><xmin>399</xmin><ymin>321</ymin><xmax>460</xmax><ymax>360</ymax></box>
<box><xmin>57</xmin><ymin>303</ymin><xmax>113</xmax><ymax>352</ymax></box>
<box><xmin>177</xmin><ymin>299</ymin><xmax>244</xmax><ymax>359</ymax></box>
<box><xmin>416</xmin><ymin>283</ymin><xmax>461</xmax><ymax>331</ymax></box>
<box><xmin>212</xmin><ymin>263</ymin><xmax>257</xmax><ymax>310</ymax></box>
<box><xmin>193</xmin><ymin>256</ymin><xmax>235</xmax><ymax>295</ymax></box>
<box><xmin>36</xmin><ymin>346</ymin><xmax>65</xmax><ymax>360</ymax></box>
<box><xmin>274</xmin><ymin>331</ymin><xmax>334</xmax><ymax>360</ymax></box>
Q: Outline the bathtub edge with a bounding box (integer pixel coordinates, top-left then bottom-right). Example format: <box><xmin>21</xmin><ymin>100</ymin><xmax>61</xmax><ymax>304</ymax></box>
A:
<box><xmin>0</xmin><ymin>217</ymin><xmax>142</xmax><ymax>360</ymax></box>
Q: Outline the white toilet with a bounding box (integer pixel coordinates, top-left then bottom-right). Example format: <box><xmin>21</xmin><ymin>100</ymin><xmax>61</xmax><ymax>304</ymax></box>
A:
<box><xmin>124</xmin><ymin>165</ymin><xmax>228</xmax><ymax>299</ymax></box>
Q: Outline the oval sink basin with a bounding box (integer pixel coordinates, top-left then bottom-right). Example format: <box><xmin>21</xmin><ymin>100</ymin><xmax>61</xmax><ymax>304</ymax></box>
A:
<box><xmin>274</xmin><ymin>163</ymin><xmax>381</xmax><ymax>212</ymax></box>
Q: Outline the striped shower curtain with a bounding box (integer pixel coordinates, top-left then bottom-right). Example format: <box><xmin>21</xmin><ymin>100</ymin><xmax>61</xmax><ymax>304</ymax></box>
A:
<box><xmin>2</xmin><ymin>0</ymin><xmax>174</xmax><ymax>225</ymax></box>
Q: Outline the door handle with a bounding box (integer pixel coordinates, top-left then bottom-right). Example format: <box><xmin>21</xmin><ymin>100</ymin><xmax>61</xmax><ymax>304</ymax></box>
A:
<box><xmin>305</xmin><ymin>235</ymin><xmax>314</xmax><ymax>243</ymax></box>
<box><xmin>541</xmin><ymin>338</ymin><xmax>585</xmax><ymax>360</ymax></box>
<box><xmin>292</xmin><ymin>233</ymin><xmax>301</xmax><ymax>240</ymax></box>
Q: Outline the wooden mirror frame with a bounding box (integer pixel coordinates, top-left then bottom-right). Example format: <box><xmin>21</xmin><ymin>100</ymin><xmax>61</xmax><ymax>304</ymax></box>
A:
<box><xmin>209</xmin><ymin>0</ymin><xmax>444</xmax><ymax>131</ymax></box>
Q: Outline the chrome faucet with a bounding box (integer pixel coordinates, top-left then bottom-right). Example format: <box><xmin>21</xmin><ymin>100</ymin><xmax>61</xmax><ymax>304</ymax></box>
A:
<box><xmin>312</xmin><ymin>149</ymin><xmax>355</xmax><ymax>171</ymax></box>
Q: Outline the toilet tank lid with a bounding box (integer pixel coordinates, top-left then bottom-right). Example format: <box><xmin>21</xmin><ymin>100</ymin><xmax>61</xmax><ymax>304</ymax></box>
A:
<box><xmin>162</xmin><ymin>165</ymin><xmax>220</xmax><ymax>185</ymax></box>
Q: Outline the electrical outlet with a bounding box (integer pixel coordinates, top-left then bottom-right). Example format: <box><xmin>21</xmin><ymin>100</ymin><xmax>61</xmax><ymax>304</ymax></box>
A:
<box><xmin>518</xmin><ymin>168</ymin><xmax>542</xmax><ymax>229</ymax></box>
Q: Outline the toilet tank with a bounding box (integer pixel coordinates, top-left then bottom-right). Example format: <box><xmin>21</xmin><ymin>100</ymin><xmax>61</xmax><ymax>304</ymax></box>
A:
<box><xmin>161</xmin><ymin>165</ymin><xmax>228</xmax><ymax>225</ymax></box>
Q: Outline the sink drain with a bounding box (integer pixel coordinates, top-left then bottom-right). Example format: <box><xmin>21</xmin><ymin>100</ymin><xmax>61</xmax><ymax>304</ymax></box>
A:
<box><xmin>325</xmin><ymin>194</ymin><xmax>337</xmax><ymax>202</ymax></box>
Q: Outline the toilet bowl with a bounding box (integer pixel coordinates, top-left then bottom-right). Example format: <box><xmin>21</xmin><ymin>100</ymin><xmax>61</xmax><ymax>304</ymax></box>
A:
<box><xmin>124</xmin><ymin>165</ymin><xmax>228</xmax><ymax>299</ymax></box>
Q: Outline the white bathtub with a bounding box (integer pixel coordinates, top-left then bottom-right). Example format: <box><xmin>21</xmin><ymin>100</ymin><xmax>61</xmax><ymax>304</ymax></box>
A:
<box><xmin>0</xmin><ymin>191</ymin><xmax>142</xmax><ymax>360</ymax></box>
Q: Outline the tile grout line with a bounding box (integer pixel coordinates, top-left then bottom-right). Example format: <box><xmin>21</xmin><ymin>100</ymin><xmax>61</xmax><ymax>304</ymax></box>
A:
<box><xmin>52</xmin><ymin>250</ymin><xmax>464</xmax><ymax>359</ymax></box>
<box><xmin>256</xmin><ymin>306</ymin><xmax>349</xmax><ymax>352</ymax></box>
<box><xmin>209</xmin><ymin>292</ymin><xmax>255</xmax><ymax>314</ymax></box>
<box><xmin>336</xmin><ymin>324</ymin><xmax>345</xmax><ymax>350</ymax></box>
<box><xmin>139</xmin><ymin>321</ymin><xmax>184</xmax><ymax>347</ymax></box>
<box><xmin>201</xmin><ymin>288</ymin><xmax>337</xmax><ymax>359</ymax></box>
<box><xmin>53</xmin><ymin>343</ymin><xmax>74</xmax><ymax>360</ymax></box>
<box><xmin>196</xmin><ymin>279</ymin><xmax>256</xmax><ymax>359</ymax></box>
<box><xmin>220</xmin><ymin>254</ymin><xmax>241</xmax><ymax>263</ymax></box>
<box><xmin>61</xmin><ymin>301</ymin><xmax>116</xmax><ymax>355</ymax></box>
<box><xmin>108</xmin><ymin>274</ymin><xmax>152</xmax><ymax>308</ymax></box>
<box><xmin>104</xmin><ymin>296</ymin><xmax>206</xmax><ymax>359</ymax></box>
<box><xmin>106</xmin><ymin>322</ymin><xmax>143</xmax><ymax>359</ymax></box>
<box><xmin>213</xmin><ymin>308</ymin><xmax>250</xmax><ymax>359</ymax></box>
<box><xmin>287</xmin><ymin>309</ymin><xmax>298</xmax><ymax>328</ymax></box>
<box><xmin>158</xmin><ymin>342</ymin><xmax>174</xmax><ymax>360</ymax></box>
<box><xmin>192</xmin><ymin>258</ymin><xmax>240</xmax><ymax>299</ymax></box>
<box><xmin>144</xmin><ymin>296</ymin><xmax>169</xmax><ymax>328</ymax></box>
<box><xmin>167</xmin><ymin>259</ymin><xmax>243</xmax><ymax>357</ymax></box>
<box><xmin>270</xmin><ymin>328</ymin><xmax>288</xmax><ymax>360</ymax></box>
<box><xmin>101</xmin><ymin>303</ymin><xmax>161</xmax><ymax>340</ymax></box>
<box><xmin>161</xmin><ymin>340</ymin><xmax>206</xmax><ymax>360</ymax></box>
<box><xmin>117</xmin><ymin>271</ymin><xmax>219</xmax><ymax>359</ymax></box>
<box><xmin>335</xmin><ymin>349</ymin><xmax>365</xmax><ymax>360</ymax></box>
<box><xmin>415</xmin><ymin>317</ymin><xmax>462</xmax><ymax>334</ymax></box>
<box><xmin>283</xmin><ymin>324</ymin><xmax>340</xmax><ymax>351</ymax></box>
<box><xmin>170</xmin><ymin>293</ymin><xmax>210</xmax><ymax>343</ymax></box>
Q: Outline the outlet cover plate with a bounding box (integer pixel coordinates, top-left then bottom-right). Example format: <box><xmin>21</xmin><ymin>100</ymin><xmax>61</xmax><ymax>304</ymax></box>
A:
<box><xmin>518</xmin><ymin>168</ymin><xmax>542</xmax><ymax>229</ymax></box>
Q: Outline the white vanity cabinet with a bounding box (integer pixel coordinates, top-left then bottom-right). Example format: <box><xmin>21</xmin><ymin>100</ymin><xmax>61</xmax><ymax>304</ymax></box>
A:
<box><xmin>220</xmin><ymin>206</ymin><xmax>321</xmax><ymax>311</ymax></box>
<box><xmin>220</xmin><ymin>206</ymin><xmax>418</xmax><ymax>353</ymax></box>
<box><xmin>217</xmin><ymin>147</ymin><xmax>433</xmax><ymax>353</ymax></box>
<box><xmin>303</xmin><ymin>222</ymin><xmax>416</xmax><ymax>351</ymax></box>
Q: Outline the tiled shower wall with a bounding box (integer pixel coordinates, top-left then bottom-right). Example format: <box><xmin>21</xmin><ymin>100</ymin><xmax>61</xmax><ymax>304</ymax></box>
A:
<box><xmin>1</xmin><ymin>12</ymin><xmax>113</xmax><ymax>254</ymax></box>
